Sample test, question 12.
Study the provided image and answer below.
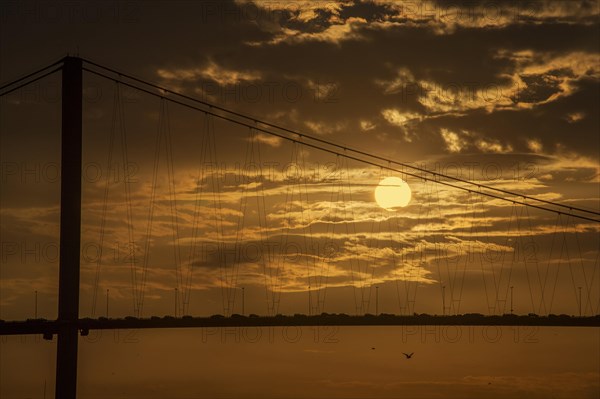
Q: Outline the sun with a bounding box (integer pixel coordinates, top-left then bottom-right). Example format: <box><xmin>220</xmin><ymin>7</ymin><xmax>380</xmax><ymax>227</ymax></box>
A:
<box><xmin>375</xmin><ymin>176</ymin><xmax>411</xmax><ymax>210</ymax></box>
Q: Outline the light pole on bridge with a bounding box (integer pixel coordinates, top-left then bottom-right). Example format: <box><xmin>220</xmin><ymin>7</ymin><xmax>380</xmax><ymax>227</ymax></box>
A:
<box><xmin>578</xmin><ymin>286</ymin><xmax>582</xmax><ymax>317</ymax></box>
<box><xmin>175</xmin><ymin>288</ymin><xmax>178</xmax><ymax>318</ymax></box>
<box><xmin>375</xmin><ymin>286</ymin><xmax>379</xmax><ymax>316</ymax></box>
<box><xmin>442</xmin><ymin>285</ymin><xmax>446</xmax><ymax>316</ymax></box>
<box><xmin>308</xmin><ymin>285</ymin><xmax>311</xmax><ymax>316</ymax></box>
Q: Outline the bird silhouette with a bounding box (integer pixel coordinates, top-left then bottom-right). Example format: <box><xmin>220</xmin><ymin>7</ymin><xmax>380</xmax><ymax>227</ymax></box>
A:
<box><xmin>402</xmin><ymin>352</ymin><xmax>414</xmax><ymax>359</ymax></box>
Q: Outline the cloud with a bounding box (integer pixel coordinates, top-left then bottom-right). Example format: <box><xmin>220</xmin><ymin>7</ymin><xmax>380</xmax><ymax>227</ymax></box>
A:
<box><xmin>304</xmin><ymin>119</ymin><xmax>347</xmax><ymax>135</ymax></box>
<box><xmin>251</xmin><ymin>133</ymin><xmax>283</xmax><ymax>148</ymax></box>
<box><xmin>566</xmin><ymin>111</ymin><xmax>585</xmax><ymax>123</ymax></box>
<box><xmin>157</xmin><ymin>60</ymin><xmax>262</xmax><ymax>86</ymax></box>
<box><xmin>475</xmin><ymin>138</ymin><xmax>513</xmax><ymax>153</ymax></box>
<box><xmin>251</xmin><ymin>16</ymin><xmax>369</xmax><ymax>46</ymax></box>
<box><xmin>381</xmin><ymin>108</ymin><xmax>422</xmax><ymax>126</ymax></box>
<box><xmin>526</xmin><ymin>139</ymin><xmax>543</xmax><ymax>153</ymax></box>
<box><xmin>359</xmin><ymin>120</ymin><xmax>376</xmax><ymax>131</ymax></box>
<box><xmin>440</xmin><ymin>128</ymin><xmax>467</xmax><ymax>153</ymax></box>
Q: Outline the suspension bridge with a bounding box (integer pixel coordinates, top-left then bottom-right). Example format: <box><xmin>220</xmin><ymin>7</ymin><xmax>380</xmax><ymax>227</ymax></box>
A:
<box><xmin>1</xmin><ymin>56</ymin><xmax>599</xmax><ymax>398</ymax></box>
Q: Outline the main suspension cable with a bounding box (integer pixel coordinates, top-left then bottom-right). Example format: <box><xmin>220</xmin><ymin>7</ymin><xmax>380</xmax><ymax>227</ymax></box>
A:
<box><xmin>80</xmin><ymin>57</ymin><xmax>600</xmax><ymax>218</ymax></box>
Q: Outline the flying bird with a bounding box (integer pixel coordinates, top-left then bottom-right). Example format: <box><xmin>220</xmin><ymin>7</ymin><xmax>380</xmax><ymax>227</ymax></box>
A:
<box><xmin>402</xmin><ymin>352</ymin><xmax>414</xmax><ymax>359</ymax></box>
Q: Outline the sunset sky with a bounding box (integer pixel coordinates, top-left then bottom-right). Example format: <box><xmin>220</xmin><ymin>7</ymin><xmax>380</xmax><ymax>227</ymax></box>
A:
<box><xmin>1</xmin><ymin>0</ymin><xmax>599</xmax><ymax>322</ymax></box>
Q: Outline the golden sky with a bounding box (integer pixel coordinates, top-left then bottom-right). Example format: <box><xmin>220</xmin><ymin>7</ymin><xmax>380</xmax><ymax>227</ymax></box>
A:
<box><xmin>1</xmin><ymin>0</ymin><xmax>599</xmax><ymax>321</ymax></box>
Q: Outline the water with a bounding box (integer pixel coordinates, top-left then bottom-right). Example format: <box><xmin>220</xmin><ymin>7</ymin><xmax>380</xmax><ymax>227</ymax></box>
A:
<box><xmin>1</xmin><ymin>326</ymin><xmax>598</xmax><ymax>398</ymax></box>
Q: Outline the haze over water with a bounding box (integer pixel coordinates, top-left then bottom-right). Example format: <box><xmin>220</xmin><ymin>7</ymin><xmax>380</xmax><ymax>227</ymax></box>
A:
<box><xmin>2</xmin><ymin>326</ymin><xmax>598</xmax><ymax>398</ymax></box>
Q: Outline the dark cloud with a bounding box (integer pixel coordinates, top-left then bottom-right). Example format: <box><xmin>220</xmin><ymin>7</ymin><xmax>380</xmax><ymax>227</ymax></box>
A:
<box><xmin>419</xmin><ymin>77</ymin><xmax>599</xmax><ymax>156</ymax></box>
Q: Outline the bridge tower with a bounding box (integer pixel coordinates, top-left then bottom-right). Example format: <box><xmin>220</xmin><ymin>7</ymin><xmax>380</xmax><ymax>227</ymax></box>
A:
<box><xmin>55</xmin><ymin>56</ymin><xmax>83</xmax><ymax>399</ymax></box>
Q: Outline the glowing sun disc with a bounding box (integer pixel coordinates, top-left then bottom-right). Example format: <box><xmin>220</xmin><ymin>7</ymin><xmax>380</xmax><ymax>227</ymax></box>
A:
<box><xmin>375</xmin><ymin>177</ymin><xmax>411</xmax><ymax>210</ymax></box>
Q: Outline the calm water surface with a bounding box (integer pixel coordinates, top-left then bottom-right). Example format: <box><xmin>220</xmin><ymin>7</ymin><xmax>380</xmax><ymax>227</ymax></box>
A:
<box><xmin>2</xmin><ymin>326</ymin><xmax>599</xmax><ymax>398</ymax></box>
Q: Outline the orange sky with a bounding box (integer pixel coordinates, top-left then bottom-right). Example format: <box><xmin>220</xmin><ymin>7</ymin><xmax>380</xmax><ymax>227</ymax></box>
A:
<box><xmin>1</xmin><ymin>0</ymin><xmax>599</xmax><ymax>322</ymax></box>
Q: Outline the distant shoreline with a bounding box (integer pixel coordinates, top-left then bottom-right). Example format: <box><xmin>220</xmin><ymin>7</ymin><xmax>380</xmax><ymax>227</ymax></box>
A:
<box><xmin>2</xmin><ymin>314</ymin><xmax>599</xmax><ymax>337</ymax></box>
